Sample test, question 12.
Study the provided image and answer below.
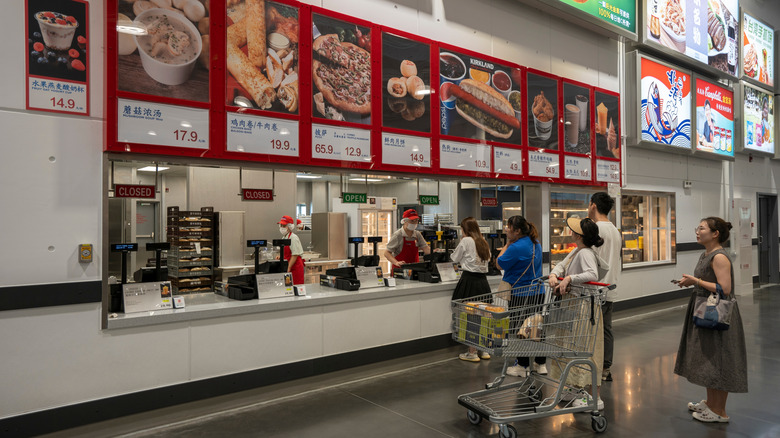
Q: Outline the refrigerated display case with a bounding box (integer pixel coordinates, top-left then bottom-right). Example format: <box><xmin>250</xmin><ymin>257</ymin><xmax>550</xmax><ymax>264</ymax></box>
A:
<box><xmin>361</xmin><ymin>199</ymin><xmax>396</xmax><ymax>274</ymax></box>
<box><xmin>550</xmin><ymin>192</ymin><xmax>590</xmax><ymax>270</ymax></box>
<box><xmin>621</xmin><ymin>192</ymin><xmax>676</xmax><ymax>267</ymax></box>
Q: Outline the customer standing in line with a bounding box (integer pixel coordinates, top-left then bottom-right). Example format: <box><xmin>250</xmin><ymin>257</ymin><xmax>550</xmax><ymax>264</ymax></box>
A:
<box><xmin>495</xmin><ymin>216</ymin><xmax>545</xmax><ymax>377</ymax></box>
<box><xmin>548</xmin><ymin>217</ymin><xmax>609</xmax><ymax>410</ymax></box>
<box><xmin>588</xmin><ymin>192</ymin><xmax>621</xmax><ymax>382</ymax></box>
<box><xmin>674</xmin><ymin>217</ymin><xmax>748</xmax><ymax>423</ymax></box>
<box><xmin>452</xmin><ymin>217</ymin><xmax>493</xmax><ymax>362</ymax></box>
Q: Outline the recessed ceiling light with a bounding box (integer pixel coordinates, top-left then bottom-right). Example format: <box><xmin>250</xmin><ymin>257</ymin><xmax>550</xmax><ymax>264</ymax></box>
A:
<box><xmin>138</xmin><ymin>166</ymin><xmax>169</xmax><ymax>172</ymax></box>
<box><xmin>349</xmin><ymin>178</ymin><xmax>382</xmax><ymax>182</ymax></box>
<box><xmin>296</xmin><ymin>174</ymin><xmax>322</xmax><ymax>179</ymax></box>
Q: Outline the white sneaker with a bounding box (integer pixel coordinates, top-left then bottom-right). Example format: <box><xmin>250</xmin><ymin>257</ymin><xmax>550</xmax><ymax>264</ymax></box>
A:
<box><xmin>459</xmin><ymin>352</ymin><xmax>480</xmax><ymax>362</ymax></box>
<box><xmin>535</xmin><ymin>363</ymin><xmax>548</xmax><ymax>375</ymax></box>
<box><xmin>560</xmin><ymin>387</ymin><xmax>582</xmax><ymax>402</ymax></box>
<box><xmin>572</xmin><ymin>393</ymin><xmax>604</xmax><ymax>412</ymax></box>
<box><xmin>479</xmin><ymin>352</ymin><xmax>491</xmax><ymax>360</ymax></box>
<box><xmin>506</xmin><ymin>364</ymin><xmax>529</xmax><ymax>377</ymax></box>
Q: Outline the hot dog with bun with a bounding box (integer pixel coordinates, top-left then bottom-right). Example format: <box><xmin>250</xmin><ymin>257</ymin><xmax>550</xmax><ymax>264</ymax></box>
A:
<box><xmin>442</xmin><ymin>78</ymin><xmax>520</xmax><ymax>139</ymax></box>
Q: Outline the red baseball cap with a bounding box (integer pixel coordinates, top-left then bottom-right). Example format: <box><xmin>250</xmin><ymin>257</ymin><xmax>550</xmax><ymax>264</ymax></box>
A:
<box><xmin>277</xmin><ymin>215</ymin><xmax>294</xmax><ymax>225</ymax></box>
<box><xmin>402</xmin><ymin>209</ymin><xmax>420</xmax><ymax>221</ymax></box>
<box><xmin>296</xmin><ymin>219</ymin><xmax>302</xmax><ymax>225</ymax></box>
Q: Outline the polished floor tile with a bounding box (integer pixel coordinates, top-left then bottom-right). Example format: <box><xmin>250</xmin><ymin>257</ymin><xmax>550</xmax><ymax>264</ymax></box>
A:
<box><xmin>42</xmin><ymin>287</ymin><xmax>780</xmax><ymax>438</ymax></box>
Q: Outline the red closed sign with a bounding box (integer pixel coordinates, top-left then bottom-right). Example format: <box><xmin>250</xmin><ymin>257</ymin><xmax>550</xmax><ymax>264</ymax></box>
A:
<box><xmin>114</xmin><ymin>184</ymin><xmax>155</xmax><ymax>198</ymax></box>
<box><xmin>481</xmin><ymin>197</ymin><xmax>498</xmax><ymax>207</ymax></box>
<box><xmin>242</xmin><ymin>189</ymin><xmax>274</xmax><ymax>201</ymax></box>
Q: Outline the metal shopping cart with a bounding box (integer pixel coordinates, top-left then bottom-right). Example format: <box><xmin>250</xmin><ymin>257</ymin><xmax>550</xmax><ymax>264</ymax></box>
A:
<box><xmin>451</xmin><ymin>279</ymin><xmax>615</xmax><ymax>437</ymax></box>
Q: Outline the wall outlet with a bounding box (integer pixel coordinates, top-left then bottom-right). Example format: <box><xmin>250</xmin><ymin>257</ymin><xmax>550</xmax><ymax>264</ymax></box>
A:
<box><xmin>683</xmin><ymin>180</ymin><xmax>693</xmax><ymax>189</ymax></box>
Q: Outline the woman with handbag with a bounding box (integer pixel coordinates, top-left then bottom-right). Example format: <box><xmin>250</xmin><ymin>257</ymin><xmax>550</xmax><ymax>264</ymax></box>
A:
<box><xmin>547</xmin><ymin>217</ymin><xmax>609</xmax><ymax>411</ymax></box>
<box><xmin>496</xmin><ymin>216</ymin><xmax>544</xmax><ymax>377</ymax></box>
<box><xmin>452</xmin><ymin>217</ymin><xmax>493</xmax><ymax>362</ymax></box>
<box><xmin>674</xmin><ymin>217</ymin><xmax>748</xmax><ymax>423</ymax></box>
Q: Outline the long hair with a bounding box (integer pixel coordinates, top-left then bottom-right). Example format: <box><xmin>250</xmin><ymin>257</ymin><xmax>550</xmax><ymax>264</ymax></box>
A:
<box><xmin>579</xmin><ymin>218</ymin><xmax>604</xmax><ymax>248</ymax></box>
<box><xmin>506</xmin><ymin>215</ymin><xmax>539</xmax><ymax>244</ymax></box>
<box><xmin>461</xmin><ymin>217</ymin><xmax>491</xmax><ymax>262</ymax></box>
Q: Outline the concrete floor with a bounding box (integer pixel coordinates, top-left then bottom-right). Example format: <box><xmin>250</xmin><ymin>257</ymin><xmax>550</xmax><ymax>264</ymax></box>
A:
<box><xmin>42</xmin><ymin>286</ymin><xmax>780</xmax><ymax>438</ymax></box>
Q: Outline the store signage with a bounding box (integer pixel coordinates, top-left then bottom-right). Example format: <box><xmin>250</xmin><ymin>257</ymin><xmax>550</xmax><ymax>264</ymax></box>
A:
<box><xmin>440</xmin><ymin>141</ymin><xmax>492</xmax><ymax>173</ymax></box>
<box><xmin>694</xmin><ymin>77</ymin><xmax>734</xmax><ymax>157</ymax></box>
<box><xmin>355</xmin><ymin>266</ymin><xmax>384</xmax><ymax>289</ymax></box>
<box><xmin>493</xmin><ymin>147</ymin><xmax>523</xmax><ymax>176</ymax></box>
<box><xmin>564</xmin><ymin>156</ymin><xmax>591</xmax><ymax>181</ymax></box>
<box><xmin>122</xmin><ymin>281</ymin><xmax>173</xmax><ymax>314</ymax></box>
<box><xmin>242</xmin><ymin>189</ymin><xmax>274</xmax><ymax>201</ymax></box>
<box><xmin>645</xmin><ymin>0</ymin><xmax>739</xmax><ymax>77</ymax></box>
<box><xmin>480</xmin><ymin>197</ymin><xmax>498</xmax><ymax>207</ymax></box>
<box><xmin>342</xmin><ymin>192</ymin><xmax>367</xmax><ymax>204</ymax></box>
<box><xmin>420</xmin><ymin>195</ymin><xmax>440</xmax><ymax>205</ymax></box>
<box><xmin>381</xmin><ymin>133</ymin><xmax>431</xmax><ymax>168</ymax></box>
<box><xmin>742</xmin><ymin>84</ymin><xmax>774</xmax><ymax>154</ymax></box>
<box><xmin>256</xmin><ymin>273</ymin><xmax>295</xmax><ymax>300</ymax></box>
<box><xmin>528</xmin><ymin>150</ymin><xmax>560</xmax><ymax>178</ymax></box>
<box><xmin>227</xmin><ymin>114</ymin><xmax>299</xmax><ymax>157</ymax></box>
<box><xmin>639</xmin><ymin>56</ymin><xmax>691</xmax><ymax>149</ymax></box>
<box><xmin>558</xmin><ymin>0</ymin><xmax>636</xmax><ymax>33</ymax></box>
<box><xmin>25</xmin><ymin>0</ymin><xmax>90</xmax><ymax>115</ymax></box>
<box><xmin>383</xmin><ymin>33</ymin><xmax>431</xmax><ymax>133</ymax></box>
<box><xmin>114</xmin><ymin>184</ymin><xmax>155</xmax><ymax>199</ymax></box>
<box><xmin>742</xmin><ymin>13</ymin><xmax>774</xmax><ymax>87</ymax></box>
<box><xmin>596</xmin><ymin>160</ymin><xmax>620</xmax><ymax>183</ymax></box>
<box><xmin>312</xmin><ymin>124</ymin><xmax>371</xmax><ymax>162</ymax></box>
<box><xmin>117</xmin><ymin>99</ymin><xmax>209</xmax><ymax>149</ymax></box>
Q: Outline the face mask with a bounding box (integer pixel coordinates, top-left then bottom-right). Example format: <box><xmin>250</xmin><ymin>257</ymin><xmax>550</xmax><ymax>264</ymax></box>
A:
<box><xmin>279</xmin><ymin>227</ymin><xmax>288</xmax><ymax>235</ymax></box>
<box><xmin>406</xmin><ymin>223</ymin><xmax>417</xmax><ymax>231</ymax></box>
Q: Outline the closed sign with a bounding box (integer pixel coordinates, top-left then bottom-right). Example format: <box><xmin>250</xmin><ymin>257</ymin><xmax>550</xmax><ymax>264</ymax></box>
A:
<box><xmin>242</xmin><ymin>189</ymin><xmax>274</xmax><ymax>201</ymax></box>
<box><xmin>114</xmin><ymin>184</ymin><xmax>155</xmax><ymax>198</ymax></box>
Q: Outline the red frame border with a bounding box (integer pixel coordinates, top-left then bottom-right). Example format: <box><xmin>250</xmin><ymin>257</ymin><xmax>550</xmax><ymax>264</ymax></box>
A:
<box><xmin>593</xmin><ymin>87</ymin><xmax>621</xmax><ymax>186</ymax></box>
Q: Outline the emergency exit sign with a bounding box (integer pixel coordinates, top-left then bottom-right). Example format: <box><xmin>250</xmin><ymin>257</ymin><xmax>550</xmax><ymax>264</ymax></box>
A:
<box><xmin>420</xmin><ymin>195</ymin><xmax>439</xmax><ymax>205</ymax></box>
<box><xmin>342</xmin><ymin>192</ymin><xmax>367</xmax><ymax>203</ymax></box>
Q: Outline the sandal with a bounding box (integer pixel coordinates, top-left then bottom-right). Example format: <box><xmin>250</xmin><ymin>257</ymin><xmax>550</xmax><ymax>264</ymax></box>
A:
<box><xmin>687</xmin><ymin>400</ymin><xmax>708</xmax><ymax>413</ymax></box>
<box><xmin>692</xmin><ymin>407</ymin><xmax>730</xmax><ymax>423</ymax></box>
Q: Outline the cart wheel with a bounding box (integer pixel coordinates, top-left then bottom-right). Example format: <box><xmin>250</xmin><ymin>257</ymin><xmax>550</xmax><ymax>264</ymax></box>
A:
<box><xmin>467</xmin><ymin>410</ymin><xmax>482</xmax><ymax>425</ymax></box>
<box><xmin>591</xmin><ymin>415</ymin><xmax>608</xmax><ymax>433</ymax></box>
<box><xmin>499</xmin><ymin>424</ymin><xmax>517</xmax><ymax>438</ymax></box>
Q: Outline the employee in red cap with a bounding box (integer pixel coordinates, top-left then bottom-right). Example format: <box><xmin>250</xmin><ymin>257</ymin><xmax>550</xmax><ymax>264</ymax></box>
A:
<box><xmin>278</xmin><ymin>215</ymin><xmax>305</xmax><ymax>285</ymax></box>
<box><xmin>384</xmin><ymin>209</ymin><xmax>430</xmax><ymax>271</ymax></box>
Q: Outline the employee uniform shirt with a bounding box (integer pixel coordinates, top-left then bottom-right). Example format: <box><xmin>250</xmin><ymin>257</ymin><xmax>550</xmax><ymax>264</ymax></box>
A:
<box><xmin>287</xmin><ymin>232</ymin><xmax>304</xmax><ymax>256</ymax></box>
<box><xmin>450</xmin><ymin>236</ymin><xmax>488</xmax><ymax>273</ymax></box>
<box><xmin>386</xmin><ymin>228</ymin><xmax>427</xmax><ymax>257</ymax></box>
<box><xmin>594</xmin><ymin>221</ymin><xmax>621</xmax><ymax>301</ymax></box>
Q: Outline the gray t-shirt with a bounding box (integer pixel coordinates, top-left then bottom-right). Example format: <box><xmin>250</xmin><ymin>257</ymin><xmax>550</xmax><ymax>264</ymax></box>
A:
<box><xmin>386</xmin><ymin>228</ymin><xmax>427</xmax><ymax>257</ymax></box>
<box><xmin>594</xmin><ymin>221</ymin><xmax>621</xmax><ymax>301</ymax></box>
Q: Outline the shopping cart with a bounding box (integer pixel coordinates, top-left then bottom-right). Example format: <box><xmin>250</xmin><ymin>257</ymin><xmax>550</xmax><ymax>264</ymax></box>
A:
<box><xmin>451</xmin><ymin>279</ymin><xmax>615</xmax><ymax>437</ymax></box>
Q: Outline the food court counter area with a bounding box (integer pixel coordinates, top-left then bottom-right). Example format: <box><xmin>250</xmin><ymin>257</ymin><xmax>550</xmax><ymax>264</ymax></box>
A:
<box><xmin>107</xmin><ymin>276</ymin><xmax>504</xmax><ymax>330</ymax></box>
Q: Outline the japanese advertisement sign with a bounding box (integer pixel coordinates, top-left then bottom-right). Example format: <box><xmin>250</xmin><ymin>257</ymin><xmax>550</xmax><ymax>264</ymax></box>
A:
<box><xmin>557</xmin><ymin>0</ymin><xmax>636</xmax><ymax>33</ymax></box>
<box><xmin>26</xmin><ymin>0</ymin><xmax>89</xmax><ymax>115</ymax></box>
<box><xmin>645</xmin><ymin>0</ymin><xmax>740</xmax><ymax>77</ymax></box>
<box><xmin>439</xmin><ymin>50</ymin><xmax>523</xmax><ymax>145</ymax></box>
<box><xmin>694</xmin><ymin>77</ymin><xmax>733</xmax><ymax>157</ymax></box>
<box><xmin>742</xmin><ymin>13</ymin><xmax>774</xmax><ymax>88</ymax></box>
<box><xmin>742</xmin><ymin>84</ymin><xmax>774</xmax><ymax>154</ymax></box>
<box><xmin>640</xmin><ymin>56</ymin><xmax>692</xmax><ymax>149</ymax></box>
<box><xmin>383</xmin><ymin>33</ymin><xmax>431</xmax><ymax>133</ymax></box>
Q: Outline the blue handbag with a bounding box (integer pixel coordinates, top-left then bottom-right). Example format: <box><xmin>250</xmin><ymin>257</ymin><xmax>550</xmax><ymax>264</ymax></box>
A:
<box><xmin>692</xmin><ymin>284</ymin><xmax>734</xmax><ymax>330</ymax></box>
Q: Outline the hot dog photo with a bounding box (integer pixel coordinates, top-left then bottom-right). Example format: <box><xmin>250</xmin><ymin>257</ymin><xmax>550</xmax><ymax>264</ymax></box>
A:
<box><xmin>439</xmin><ymin>50</ymin><xmax>523</xmax><ymax>145</ymax></box>
<box><xmin>382</xmin><ymin>33</ymin><xmax>430</xmax><ymax>133</ymax></box>
<box><xmin>527</xmin><ymin>72</ymin><xmax>558</xmax><ymax>150</ymax></box>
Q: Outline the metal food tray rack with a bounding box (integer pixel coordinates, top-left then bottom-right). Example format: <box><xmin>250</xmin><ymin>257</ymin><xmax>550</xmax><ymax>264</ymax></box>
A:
<box><xmin>451</xmin><ymin>279</ymin><xmax>616</xmax><ymax>437</ymax></box>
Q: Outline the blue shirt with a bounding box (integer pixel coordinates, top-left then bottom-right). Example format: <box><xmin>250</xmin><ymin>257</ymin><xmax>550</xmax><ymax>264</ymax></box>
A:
<box><xmin>497</xmin><ymin>236</ymin><xmax>543</xmax><ymax>296</ymax></box>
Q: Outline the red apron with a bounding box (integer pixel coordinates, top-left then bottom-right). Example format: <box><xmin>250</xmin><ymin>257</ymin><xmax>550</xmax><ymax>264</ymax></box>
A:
<box><xmin>284</xmin><ymin>235</ymin><xmax>305</xmax><ymax>285</ymax></box>
<box><xmin>392</xmin><ymin>236</ymin><xmax>420</xmax><ymax>274</ymax></box>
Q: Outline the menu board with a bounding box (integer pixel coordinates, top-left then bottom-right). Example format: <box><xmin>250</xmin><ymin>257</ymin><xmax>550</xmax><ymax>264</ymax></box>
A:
<box><xmin>383</xmin><ymin>33</ymin><xmax>431</xmax><ymax>133</ymax></box>
<box><xmin>742</xmin><ymin>13</ymin><xmax>774</xmax><ymax>87</ymax></box>
<box><xmin>562</xmin><ymin>82</ymin><xmax>591</xmax><ymax>154</ymax></box>
<box><xmin>312</xmin><ymin>14</ymin><xmax>372</xmax><ymax>124</ymax></box>
<box><xmin>226</xmin><ymin>1</ymin><xmax>300</xmax><ymax>113</ymax></box>
<box><xmin>694</xmin><ymin>77</ymin><xmax>734</xmax><ymax>157</ymax></box>
<box><xmin>742</xmin><ymin>84</ymin><xmax>774</xmax><ymax>154</ymax></box>
<box><xmin>439</xmin><ymin>50</ymin><xmax>523</xmax><ymax>145</ymax></box>
<box><xmin>594</xmin><ymin>90</ymin><xmax>620</xmax><ymax>158</ymax></box>
<box><xmin>527</xmin><ymin>72</ymin><xmax>559</xmax><ymax>150</ymax></box>
<box><xmin>645</xmin><ymin>0</ymin><xmax>739</xmax><ymax>76</ymax></box>
<box><xmin>117</xmin><ymin>1</ymin><xmax>209</xmax><ymax>102</ymax></box>
<box><xmin>640</xmin><ymin>56</ymin><xmax>691</xmax><ymax>149</ymax></box>
<box><xmin>556</xmin><ymin>0</ymin><xmax>636</xmax><ymax>33</ymax></box>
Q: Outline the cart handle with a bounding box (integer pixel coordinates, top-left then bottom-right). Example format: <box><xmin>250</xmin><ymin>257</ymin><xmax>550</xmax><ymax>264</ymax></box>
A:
<box><xmin>552</xmin><ymin>277</ymin><xmax>616</xmax><ymax>290</ymax></box>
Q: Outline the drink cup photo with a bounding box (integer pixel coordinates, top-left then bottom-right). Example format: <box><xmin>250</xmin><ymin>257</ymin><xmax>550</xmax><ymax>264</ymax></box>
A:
<box><xmin>35</xmin><ymin>11</ymin><xmax>78</xmax><ymax>51</ymax></box>
<box><xmin>575</xmin><ymin>95</ymin><xmax>588</xmax><ymax>131</ymax></box>
<box><xmin>564</xmin><ymin>104</ymin><xmax>580</xmax><ymax>147</ymax></box>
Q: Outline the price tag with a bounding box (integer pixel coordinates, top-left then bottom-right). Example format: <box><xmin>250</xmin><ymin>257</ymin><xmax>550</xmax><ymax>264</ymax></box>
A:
<box><xmin>564</xmin><ymin>156</ymin><xmax>591</xmax><ymax>181</ymax></box>
<box><xmin>493</xmin><ymin>147</ymin><xmax>523</xmax><ymax>176</ymax></box>
<box><xmin>118</xmin><ymin>99</ymin><xmax>208</xmax><ymax>149</ymax></box>
<box><xmin>256</xmin><ymin>273</ymin><xmax>295</xmax><ymax>299</ymax></box>
<box><xmin>227</xmin><ymin>114</ymin><xmax>299</xmax><ymax>157</ymax></box>
<box><xmin>440</xmin><ymin>141</ymin><xmax>492</xmax><ymax>172</ymax></box>
<box><xmin>381</xmin><ymin>133</ymin><xmax>431</xmax><ymax>167</ymax></box>
<box><xmin>122</xmin><ymin>281</ymin><xmax>173</xmax><ymax>314</ymax></box>
<box><xmin>528</xmin><ymin>150</ymin><xmax>559</xmax><ymax>178</ymax></box>
<box><xmin>436</xmin><ymin>263</ymin><xmax>461</xmax><ymax>282</ymax></box>
<box><xmin>312</xmin><ymin>124</ymin><xmax>371</xmax><ymax>162</ymax></box>
<box><xmin>596</xmin><ymin>159</ymin><xmax>620</xmax><ymax>183</ymax></box>
<box><xmin>355</xmin><ymin>266</ymin><xmax>384</xmax><ymax>289</ymax></box>
<box><xmin>28</xmin><ymin>78</ymin><xmax>88</xmax><ymax>114</ymax></box>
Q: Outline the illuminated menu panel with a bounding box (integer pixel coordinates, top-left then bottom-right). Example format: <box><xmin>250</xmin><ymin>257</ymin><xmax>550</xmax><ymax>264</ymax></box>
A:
<box><xmin>694</xmin><ymin>77</ymin><xmax>734</xmax><ymax>157</ymax></box>
<box><xmin>639</xmin><ymin>56</ymin><xmax>692</xmax><ymax>149</ymax></box>
<box><xmin>742</xmin><ymin>13</ymin><xmax>774</xmax><ymax>87</ymax></box>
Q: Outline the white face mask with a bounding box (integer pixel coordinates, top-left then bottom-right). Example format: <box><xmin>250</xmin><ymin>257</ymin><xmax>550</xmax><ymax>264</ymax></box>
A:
<box><xmin>279</xmin><ymin>227</ymin><xmax>288</xmax><ymax>235</ymax></box>
<box><xmin>405</xmin><ymin>223</ymin><xmax>417</xmax><ymax>231</ymax></box>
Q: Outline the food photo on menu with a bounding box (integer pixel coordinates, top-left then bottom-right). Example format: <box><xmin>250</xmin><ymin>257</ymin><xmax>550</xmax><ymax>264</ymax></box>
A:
<box><xmin>562</xmin><ymin>83</ymin><xmax>591</xmax><ymax>155</ymax></box>
<box><xmin>382</xmin><ymin>33</ymin><xmax>430</xmax><ymax>133</ymax></box>
<box><xmin>117</xmin><ymin>0</ymin><xmax>209</xmax><ymax>102</ymax></box>
<box><xmin>742</xmin><ymin>14</ymin><xmax>774</xmax><ymax>87</ymax></box>
<box><xmin>706</xmin><ymin>0</ymin><xmax>738</xmax><ymax>76</ymax></box>
<box><xmin>439</xmin><ymin>51</ymin><xmax>523</xmax><ymax>145</ymax></box>
<box><xmin>527</xmin><ymin>72</ymin><xmax>557</xmax><ymax>149</ymax></box>
<box><xmin>743</xmin><ymin>86</ymin><xmax>774</xmax><ymax>153</ymax></box>
<box><xmin>27</xmin><ymin>0</ymin><xmax>88</xmax><ymax>83</ymax></box>
<box><xmin>225</xmin><ymin>0</ymin><xmax>299</xmax><ymax>113</ymax></box>
<box><xmin>594</xmin><ymin>91</ymin><xmax>619</xmax><ymax>158</ymax></box>
<box><xmin>312</xmin><ymin>14</ymin><xmax>372</xmax><ymax>124</ymax></box>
